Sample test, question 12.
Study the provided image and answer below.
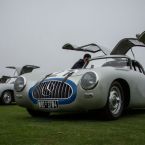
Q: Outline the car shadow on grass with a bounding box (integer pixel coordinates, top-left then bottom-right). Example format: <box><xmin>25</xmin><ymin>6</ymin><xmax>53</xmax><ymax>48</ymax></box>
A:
<box><xmin>50</xmin><ymin>111</ymin><xmax>104</xmax><ymax>121</ymax></box>
<box><xmin>122</xmin><ymin>109</ymin><xmax>145</xmax><ymax>118</ymax></box>
<box><xmin>0</xmin><ymin>102</ymin><xmax>16</xmax><ymax>105</ymax></box>
<box><xmin>22</xmin><ymin>109</ymin><xmax>145</xmax><ymax>122</ymax></box>
<box><xmin>20</xmin><ymin>110</ymin><xmax>108</xmax><ymax>122</ymax></box>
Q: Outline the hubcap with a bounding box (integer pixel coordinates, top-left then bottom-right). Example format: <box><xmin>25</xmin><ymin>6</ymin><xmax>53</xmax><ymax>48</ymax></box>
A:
<box><xmin>3</xmin><ymin>92</ymin><xmax>12</xmax><ymax>104</ymax></box>
<box><xmin>109</xmin><ymin>86</ymin><xmax>122</xmax><ymax>115</ymax></box>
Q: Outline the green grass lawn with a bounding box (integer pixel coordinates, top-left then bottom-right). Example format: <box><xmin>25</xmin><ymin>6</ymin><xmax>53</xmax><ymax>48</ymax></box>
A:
<box><xmin>0</xmin><ymin>105</ymin><xmax>145</xmax><ymax>145</ymax></box>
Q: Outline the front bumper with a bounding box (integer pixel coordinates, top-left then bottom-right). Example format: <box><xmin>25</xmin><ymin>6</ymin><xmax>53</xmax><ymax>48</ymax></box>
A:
<box><xmin>15</xmin><ymin>78</ymin><xmax>107</xmax><ymax>112</ymax></box>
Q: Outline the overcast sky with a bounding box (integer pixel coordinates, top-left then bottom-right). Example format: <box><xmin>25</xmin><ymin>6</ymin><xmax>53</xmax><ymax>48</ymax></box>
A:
<box><xmin>0</xmin><ymin>0</ymin><xmax>145</xmax><ymax>76</ymax></box>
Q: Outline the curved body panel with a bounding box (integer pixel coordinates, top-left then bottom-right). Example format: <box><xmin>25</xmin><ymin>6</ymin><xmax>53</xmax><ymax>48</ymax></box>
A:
<box><xmin>15</xmin><ymin>65</ymin><xmax>145</xmax><ymax>112</ymax></box>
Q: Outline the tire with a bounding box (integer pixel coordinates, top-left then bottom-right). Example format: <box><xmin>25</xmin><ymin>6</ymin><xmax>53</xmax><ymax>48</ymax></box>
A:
<box><xmin>27</xmin><ymin>108</ymin><xmax>50</xmax><ymax>118</ymax></box>
<box><xmin>104</xmin><ymin>81</ymin><xmax>124</xmax><ymax>120</ymax></box>
<box><xmin>1</xmin><ymin>91</ymin><xmax>13</xmax><ymax>105</ymax></box>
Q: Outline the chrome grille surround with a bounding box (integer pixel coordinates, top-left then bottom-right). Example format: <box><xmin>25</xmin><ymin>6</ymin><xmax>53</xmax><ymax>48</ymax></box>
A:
<box><xmin>32</xmin><ymin>80</ymin><xmax>73</xmax><ymax>99</ymax></box>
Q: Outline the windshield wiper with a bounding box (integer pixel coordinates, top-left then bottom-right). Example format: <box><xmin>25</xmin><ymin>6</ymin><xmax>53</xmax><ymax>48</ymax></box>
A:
<box><xmin>35</xmin><ymin>73</ymin><xmax>52</xmax><ymax>86</ymax></box>
<box><xmin>62</xmin><ymin>71</ymin><xmax>74</xmax><ymax>83</ymax></box>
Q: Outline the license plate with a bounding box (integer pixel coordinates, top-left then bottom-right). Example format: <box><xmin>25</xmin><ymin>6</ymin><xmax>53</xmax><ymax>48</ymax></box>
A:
<box><xmin>38</xmin><ymin>100</ymin><xmax>58</xmax><ymax>109</ymax></box>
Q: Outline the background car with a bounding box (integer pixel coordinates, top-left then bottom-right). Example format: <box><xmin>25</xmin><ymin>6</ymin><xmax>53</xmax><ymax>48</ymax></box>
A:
<box><xmin>0</xmin><ymin>75</ymin><xmax>11</xmax><ymax>83</ymax></box>
<box><xmin>14</xmin><ymin>31</ymin><xmax>145</xmax><ymax>120</ymax></box>
<box><xmin>0</xmin><ymin>65</ymin><xmax>39</xmax><ymax>105</ymax></box>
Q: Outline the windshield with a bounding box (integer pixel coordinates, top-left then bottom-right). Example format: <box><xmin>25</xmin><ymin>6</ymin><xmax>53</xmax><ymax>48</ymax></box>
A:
<box><xmin>85</xmin><ymin>57</ymin><xmax>130</xmax><ymax>69</ymax></box>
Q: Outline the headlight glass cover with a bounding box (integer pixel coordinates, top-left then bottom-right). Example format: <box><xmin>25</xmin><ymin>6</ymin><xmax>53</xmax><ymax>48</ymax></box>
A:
<box><xmin>14</xmin><ymin>76</ymin><xmax>26</xmax><ymax>92</ymax></box>
<box><xmin>81</xmin><ymin>71</ymin><xmax>98</xmax><ymax>90</ymax></box>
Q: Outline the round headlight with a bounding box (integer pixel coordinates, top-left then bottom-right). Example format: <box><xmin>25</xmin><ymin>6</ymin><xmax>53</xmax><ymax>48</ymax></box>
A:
<box><xmin>81</xmin><ymin>71</ymin><xmax>98</xmax><ymax>90</ymax></box>
<box><xmin>14</xmin><ymin>76</ymin><xmax>26</xmax><ymax>92</ymax></box>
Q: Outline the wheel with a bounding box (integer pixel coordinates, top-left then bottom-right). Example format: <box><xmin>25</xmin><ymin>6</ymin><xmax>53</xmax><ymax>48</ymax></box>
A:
<box><xmin>27</xmin><ymin>108</ymin><xmax>50</xmax><ymax>118</ymax></box>
<box><xmin>104</xmin><ymin>81</ymin><xmax>124</xmax><ymax>120</ymax></box>
<box><xmin>1</xmin><ymin>91</ymin><xmax>13</xmax><ymax>105</ymax></box>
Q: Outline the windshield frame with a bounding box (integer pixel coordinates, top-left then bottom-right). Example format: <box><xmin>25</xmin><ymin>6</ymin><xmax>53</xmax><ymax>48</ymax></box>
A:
<box><xmin>84</xmin><ymin>55</ymin><xmax>132</xmax><ymax>69</ymax></box>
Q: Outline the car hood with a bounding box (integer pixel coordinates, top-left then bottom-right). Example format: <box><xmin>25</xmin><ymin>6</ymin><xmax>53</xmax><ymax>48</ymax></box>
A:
<box><xmin>49</xmin><ymin>68</ymin><xmax>98</xmax><ymax>79</ymax></box>
<box><xmin>49</xmin><ymin>69</ymin><xmax>85</xmax><ymax>78</ymax></box>
<box><xmin>42</xmin><ymin>69</ymin><xmax>94</xmax><ymax>85</ymax></box>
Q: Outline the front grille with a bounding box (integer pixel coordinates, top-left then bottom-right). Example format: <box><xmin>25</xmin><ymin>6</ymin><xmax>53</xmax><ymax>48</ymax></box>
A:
<box><xmin>32</xmin><ymin>80</ymin><xmax>72</xmax><ymax>99</ymax></box>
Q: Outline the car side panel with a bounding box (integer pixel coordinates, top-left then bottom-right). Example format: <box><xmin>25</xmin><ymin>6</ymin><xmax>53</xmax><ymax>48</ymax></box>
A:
<box><xmin>0</xmin><ymin>84</ymin><xmax>14</xmax><ymax>97</ymax></box>
<box><xmin>15</xmin><ymin>67</ymin><xmax>145</xmax><ymax>112</ymax></box>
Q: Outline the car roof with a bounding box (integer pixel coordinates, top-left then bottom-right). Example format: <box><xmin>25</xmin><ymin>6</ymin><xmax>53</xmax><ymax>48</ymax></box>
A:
<box><xmin>111</xmin><ymin>38</ymin><xmax>145</xmax><ymax>55</ymax></box>
<box><xmin>6</xmin><ymin>65</ymin><xmax>40</xmax><ymax>75</ymax></box>
<box><xmin>136</xmin><ymin>31</ymin><xmax>145</xmax><ymax>44</ymax></box>
<box><xmin>62</xmin><ymin>43</ymin><xmax>110</xmax><ymax>55</ymax></box>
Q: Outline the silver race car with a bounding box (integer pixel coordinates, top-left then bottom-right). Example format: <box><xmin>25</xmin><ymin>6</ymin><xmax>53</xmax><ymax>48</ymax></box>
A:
<box><xmin>0</xmin><ymin>65</ymin><xmax>39</xmax><ymax>105</ymax></box>
<box><xmin>14</xmin><ymin>31</ymin><xmax>145</xmax><ymax>120</ymax></box>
